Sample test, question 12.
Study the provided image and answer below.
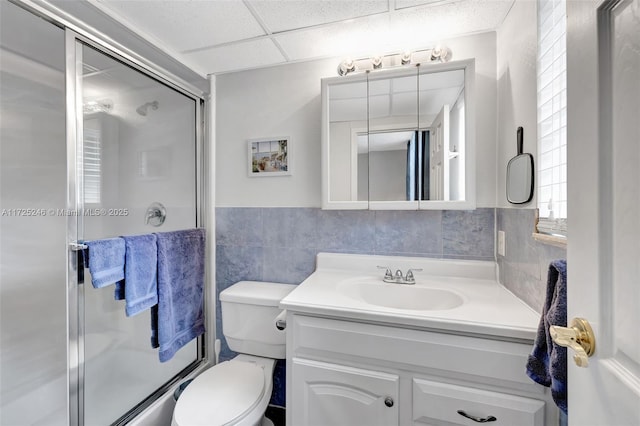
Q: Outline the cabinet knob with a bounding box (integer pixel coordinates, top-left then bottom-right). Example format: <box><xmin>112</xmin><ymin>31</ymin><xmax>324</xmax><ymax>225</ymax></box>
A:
<box><xmin>384</xmin><ymin>397</ymin><xmax>394</xmax><ymax>407</ymax></box>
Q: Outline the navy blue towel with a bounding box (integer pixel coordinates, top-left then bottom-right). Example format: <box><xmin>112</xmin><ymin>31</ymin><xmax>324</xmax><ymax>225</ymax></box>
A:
<box><xmin>122</xmin><ymin>234</ymin><xmax>158</xmax><ymax>317</ymax></box>
<box><xmin>152</xmin><ymin>229</ymin><xmax>206</xmax><ymax>362</ymax></box>
<box><xmin>526</xmin><ymin>259</ymin><xmax>568</xmax><ymax>414</ymax></box>
<box><xmin>84</xmin><ymin>238</ymin><xmax>125</xmax><ymax>290</ymax></box>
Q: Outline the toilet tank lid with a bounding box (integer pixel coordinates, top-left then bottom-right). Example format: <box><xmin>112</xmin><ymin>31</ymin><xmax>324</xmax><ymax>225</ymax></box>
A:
<box><xmin>220</xmin><ymin>281</ymin><xmax>297</xmax><ymax>306</ymax></box>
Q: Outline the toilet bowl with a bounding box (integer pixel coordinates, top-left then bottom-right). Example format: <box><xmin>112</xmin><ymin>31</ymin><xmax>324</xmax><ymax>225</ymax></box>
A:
<box><xmin>172</xmin><ymin>355</ymin><xmax>274</xmax><ymax>426</ymax></box>
<box><xmin>172</xmin><ymin>281</ymin><xmax>296</xmax><ymax>426</ymax></box>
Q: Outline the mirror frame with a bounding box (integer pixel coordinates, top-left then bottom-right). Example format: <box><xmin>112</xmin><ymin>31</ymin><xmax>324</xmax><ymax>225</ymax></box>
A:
<box><xmin>321</xmin><ymin>59</ymin><xmax>476</xmax><ymax>210</ymax></box>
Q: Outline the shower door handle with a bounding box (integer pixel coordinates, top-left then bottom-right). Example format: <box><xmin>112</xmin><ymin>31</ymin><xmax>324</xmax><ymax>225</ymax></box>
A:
<box><xmin>70</xmin><ymin>241</ymin><xmax>87</xmax><ymax>285</ymax></box>
<box><xmin>76</xmin><ymin>250</ymin><xmax>85</xmax><ymax>285</ymax></box>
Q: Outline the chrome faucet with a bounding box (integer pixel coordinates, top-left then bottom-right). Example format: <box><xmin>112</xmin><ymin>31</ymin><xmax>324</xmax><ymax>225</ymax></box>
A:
<box><xmin>377</xmin><ymin>266</ymin><xmax>423</xmax><ymax>285</ymax></box>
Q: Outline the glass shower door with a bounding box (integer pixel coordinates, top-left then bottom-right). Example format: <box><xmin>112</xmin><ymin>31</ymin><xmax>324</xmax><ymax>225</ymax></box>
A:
<box><xmin>79</xmin><ymin>44</ymin><xmax>199</xmax><ymax>424</ymax></box>
<box><xmin>0</xmin><ymin>2</ymin><xmax>68</xmax><ymax>425</ymax></box>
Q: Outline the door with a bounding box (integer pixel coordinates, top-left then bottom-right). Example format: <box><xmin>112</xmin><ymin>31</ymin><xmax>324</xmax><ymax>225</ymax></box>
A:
<box><xmin>77</xmin><ymin>42</ymin><xmax>200</xmax><ymax>424</ymax></box>
<box><xmin>429</xmin><ymin>104</ymin><xmax>449</xmax><ymax>201</ymax></box>
<box><xmin>566</xmin><ymin>0</ymin><xmax>640</xmax><ymax>424</ymax></box>
<box><xmin>291</xmin><ymin>358</ymin><xmax>399</xmax><ymax>426</ymax></box>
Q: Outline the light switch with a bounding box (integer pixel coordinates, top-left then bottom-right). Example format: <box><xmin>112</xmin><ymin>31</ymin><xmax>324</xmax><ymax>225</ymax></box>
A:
<box><xmin>498</xmin><ymin>231</ymin><xmax>506</xmax><ymax>257</ymax></box>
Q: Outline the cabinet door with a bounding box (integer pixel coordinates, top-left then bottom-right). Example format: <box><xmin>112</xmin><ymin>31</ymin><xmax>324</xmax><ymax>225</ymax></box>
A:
<box><xmin>412</xmin><ymin>378</ymin><xmax>545</xmax><ymax>426</ymax></box>
<box><xmin>292</xmin><ymin>358</ymin><xmax>399</xmax><ymax>426</ymax></box>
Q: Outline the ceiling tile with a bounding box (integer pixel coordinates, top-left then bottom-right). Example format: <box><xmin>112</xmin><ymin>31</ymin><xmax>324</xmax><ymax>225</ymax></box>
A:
<box><xmin>93</xmin><ymin>0</ymin><xmax>266</xmax><ymax>51</ymax></box>
<box><xmin>389</xmin><ymin>0</ymin><xmax>512</xmax><ymax>41</ymax></box>
<box><xmin>275</xmin><ymin>14</ymin><xmax>398</xmax><ymax>61</ymax></box>
<box><xmin>276</xmin><ymin>0</ymin><xmax>509</xmax><ymax>64</ymax></box>
<box><xmin>183</xmin><ymin>38</ymin><xmax>286</xmax><ymax>75</ymax></box>
<box><xmin>248</xmin><ymin>0</ymin><xmax>389</xmax><ymax>33</ymax></box>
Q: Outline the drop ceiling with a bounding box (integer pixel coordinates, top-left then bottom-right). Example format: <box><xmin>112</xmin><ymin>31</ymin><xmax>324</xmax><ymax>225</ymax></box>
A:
<box><xmin>89</xmin><ymin>0</ymin><xmax>515</xmax><ymax>76</ymax></box>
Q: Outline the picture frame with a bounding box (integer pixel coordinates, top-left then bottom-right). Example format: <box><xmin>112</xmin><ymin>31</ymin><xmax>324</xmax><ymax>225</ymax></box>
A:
<box><xmin>248</xmin><ymin>137</ymin><xmax>290</xmax><ymax>177</ymax></box>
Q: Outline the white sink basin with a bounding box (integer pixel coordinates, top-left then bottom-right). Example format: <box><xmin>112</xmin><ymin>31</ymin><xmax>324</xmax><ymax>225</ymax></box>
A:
<box><xmin>338</xmin><ymin>278</ymin><xmax>464</xmax><ymax>311</ymax></box>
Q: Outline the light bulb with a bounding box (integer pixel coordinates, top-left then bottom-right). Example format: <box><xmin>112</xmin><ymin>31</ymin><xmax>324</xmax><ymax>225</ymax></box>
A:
<box><xmin>401</xmin><ymin>51</ymin><xmax>412</xmax><ymax>65</ymax></box>
<box><xmin>337</xmin><ymin>59</ymin><xmax>356</xmax><ymax>76</ymax></box>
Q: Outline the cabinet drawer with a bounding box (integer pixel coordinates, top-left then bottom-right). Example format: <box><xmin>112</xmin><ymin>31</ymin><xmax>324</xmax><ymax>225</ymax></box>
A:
<box><xmin>412</xmin><ymin>378</ymin><xmax>545</xmax><ymax>426</ymax></box>
<box><xmin>292</xmin><ymin>315</ymin><xmax>537</xmax><ymax>390</ymax></box>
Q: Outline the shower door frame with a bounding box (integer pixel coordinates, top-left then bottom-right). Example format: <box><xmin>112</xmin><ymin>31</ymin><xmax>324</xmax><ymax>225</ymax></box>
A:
<box><xmin>68</xmin><ymin>31</ymin><xmax>208</xmax><ymax>426</ymax></box>
<box><xmin>9</xmin><ymin>2</ymin><xmax>210</xmax><ymax>425</ymax></box>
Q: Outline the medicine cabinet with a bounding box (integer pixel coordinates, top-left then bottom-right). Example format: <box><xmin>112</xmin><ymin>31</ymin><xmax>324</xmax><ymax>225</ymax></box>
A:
<box><xmin>321</xmin><ymin>59</ymin><xmax>476</xmax><ymax>210</ymax></box>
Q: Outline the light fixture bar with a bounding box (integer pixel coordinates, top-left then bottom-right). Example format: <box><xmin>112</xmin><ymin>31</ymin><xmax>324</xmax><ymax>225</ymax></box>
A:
<box><xmin>336</xmin><ymin>46</ymin><xmax>451</xmax><ymax>76</ymax></box>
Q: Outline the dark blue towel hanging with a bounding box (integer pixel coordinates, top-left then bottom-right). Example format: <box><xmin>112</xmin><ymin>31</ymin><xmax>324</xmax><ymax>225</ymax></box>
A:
<box><xmin>526</xmin><ymin>259</ymin><xmax>568</xmax><ymax>414</ymax></box>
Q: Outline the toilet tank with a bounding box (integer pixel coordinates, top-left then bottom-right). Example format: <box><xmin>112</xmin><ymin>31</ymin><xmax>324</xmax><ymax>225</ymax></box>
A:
<box><xmin>220</xmin><ymin>281</ymin><xmax>296</xmax><ymax>359</ymax></box>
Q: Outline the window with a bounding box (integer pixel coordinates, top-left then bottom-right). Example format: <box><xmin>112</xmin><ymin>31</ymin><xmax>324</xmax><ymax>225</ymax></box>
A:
<box><xmin>83</xmin><ymin>126</ymin><xmax>101</xmax><ymax>204</ymax></box>
<box><xmin>537</xmin><ymin>0</ymin><xmax>567</xmax><ymax>236</ymax></box>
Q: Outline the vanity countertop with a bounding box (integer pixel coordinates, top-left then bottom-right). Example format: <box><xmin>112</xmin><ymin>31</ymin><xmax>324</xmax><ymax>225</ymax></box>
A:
<box><xmin>280</xmin><ymin>253</ymin><xmax>540</xmax><ymax>341</ymax></box>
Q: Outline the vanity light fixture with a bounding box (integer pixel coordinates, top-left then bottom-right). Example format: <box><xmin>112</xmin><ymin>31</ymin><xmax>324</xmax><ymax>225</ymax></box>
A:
<box><xmin>336</xmin><ymin>46</ymin><xmax>452</xmax><ymax>76</ymax></box>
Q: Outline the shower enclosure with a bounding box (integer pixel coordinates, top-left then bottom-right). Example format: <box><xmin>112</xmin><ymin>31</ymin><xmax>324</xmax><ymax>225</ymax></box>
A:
<box><xmin>0</xmin><ymin>2</ymin><xmax>207</xmax><ymax>424</ymax></box>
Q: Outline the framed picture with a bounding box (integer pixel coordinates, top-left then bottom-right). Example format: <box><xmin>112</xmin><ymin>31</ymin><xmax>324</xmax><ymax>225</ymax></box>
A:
<box><xmin>248</xmin><ymin>137</ymin><xmax>290</xmax><ymax>177</ymax></box>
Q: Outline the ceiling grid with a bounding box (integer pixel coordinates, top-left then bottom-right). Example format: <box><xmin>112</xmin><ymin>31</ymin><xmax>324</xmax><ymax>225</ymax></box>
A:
<box><xmin>89</xmin><ymin>0</ymin><xmax>515</xmax><ymax>75</ymax></box>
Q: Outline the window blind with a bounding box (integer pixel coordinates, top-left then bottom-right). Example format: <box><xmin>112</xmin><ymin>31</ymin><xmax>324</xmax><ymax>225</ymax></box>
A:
<box><xmin>82</xmin><ymin>127</ymin><xmax>101</xmax><ymax>204</ymax></box>
<box><xmin>537</xmin><ymin>0</ymin><xmax>567</xmax><ymax>226</ymax></box>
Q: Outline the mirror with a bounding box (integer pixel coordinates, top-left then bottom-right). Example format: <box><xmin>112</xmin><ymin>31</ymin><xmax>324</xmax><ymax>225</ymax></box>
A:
<box><xmin>322</xmin><ymin>59</ymin><xmax>475</xmax><ymax>209</ymax></box>
<box><xmin>367</xmin><ymin>69</ymin><xmax>418</xmax><ymax>203</ymax></box>
<box><xmin>324</xmin><ymin>76</ymin><xmax>369</xmax><ymax>208</ymax></box>
<box><xmin>507</xmin><ymin>127</ymin><xmax>534</xmax><ymax>204</ymax></box>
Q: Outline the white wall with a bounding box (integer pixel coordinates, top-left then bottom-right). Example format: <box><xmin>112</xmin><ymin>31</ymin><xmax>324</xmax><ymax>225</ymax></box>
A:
<box><xmin>369</xmin><ymin>150</ymin><xmax>408</xmax><ymax>201</ymax></box>
<box><xmin>216</xmin><ymin>32</ymin><xmax>497</xmax><ymax>208</ymax></box>
<box><xmin>496</xmin><ymin>0</ymin><xmax>538</xmax><ymax>208</ymax></box>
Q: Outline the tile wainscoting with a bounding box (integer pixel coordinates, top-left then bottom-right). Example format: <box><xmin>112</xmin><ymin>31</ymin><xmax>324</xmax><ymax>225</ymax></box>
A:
<box><xmin>496</xmin><ymin>208</ymin><xmax>567</xmax><ymax>312</ymax></box>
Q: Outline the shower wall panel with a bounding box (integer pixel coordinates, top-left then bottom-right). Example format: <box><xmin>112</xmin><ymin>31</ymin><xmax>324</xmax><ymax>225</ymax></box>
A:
<box><xmin>0</xmin><ymin>2</ymin><xmax>68</xmax><ymax>424</ymax></box>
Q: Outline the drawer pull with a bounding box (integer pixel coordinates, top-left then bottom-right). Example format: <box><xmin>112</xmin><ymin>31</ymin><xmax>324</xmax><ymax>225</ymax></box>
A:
<box><xmin>457</xmin><ymin>410</ymin><xmax>497</xmax><ymax>423</ymax></box>
<box><xmin>384</xmin><ymin>397</ymin><xmax>394</xmax><ymax>407</ymax></box>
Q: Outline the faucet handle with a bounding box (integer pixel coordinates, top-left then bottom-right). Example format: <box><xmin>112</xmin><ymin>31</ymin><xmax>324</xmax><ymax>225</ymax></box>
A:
<box><xmin>405</xmin><ymin>268</ymin><xmax>423</xmax><ymax>283</ymax></box>
<box><xmin>377</xmin><ymin>266</ymin><xmax>393</xmax><ymax>280</ymax></box>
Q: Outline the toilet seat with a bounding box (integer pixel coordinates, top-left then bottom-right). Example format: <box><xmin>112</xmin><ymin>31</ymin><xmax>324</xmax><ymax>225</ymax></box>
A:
<box><xmin>173</xmin><ymin>361</ymin><xmax>266</xmax><ymax>426</ymax></box>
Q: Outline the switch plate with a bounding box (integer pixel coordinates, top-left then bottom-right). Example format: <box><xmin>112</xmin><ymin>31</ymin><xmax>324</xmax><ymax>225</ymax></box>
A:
<box><xmin>498</xmin><ymin>231</ymin><xmax>506</xmax><ymax>257</ymax></box>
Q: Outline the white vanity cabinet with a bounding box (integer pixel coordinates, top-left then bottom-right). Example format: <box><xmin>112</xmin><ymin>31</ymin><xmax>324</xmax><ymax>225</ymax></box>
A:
<box><xmin>286</xmin><ymin>314</ymin><xmax>554</xmax><ymax>426</ymax></box>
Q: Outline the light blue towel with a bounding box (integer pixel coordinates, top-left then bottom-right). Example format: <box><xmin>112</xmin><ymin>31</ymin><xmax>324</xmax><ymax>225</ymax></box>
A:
<box><xmin>153</xmin><ymin>228</ymin><xmax>206</xmax><ymax>362</ymax></box>
<box><xmin>122</xmin><ymin>234</ymin><xmax>158</xmax><ymax>317</ymax></box>
<box><xmin>526</xmin><ymin>259</ymin><xmax>568</xmax><ymax>414</ymax></box>
<box><xmin>84</xmin><ymin>238</ymin><xmax>125</xmax><ymax>290</ymax></box>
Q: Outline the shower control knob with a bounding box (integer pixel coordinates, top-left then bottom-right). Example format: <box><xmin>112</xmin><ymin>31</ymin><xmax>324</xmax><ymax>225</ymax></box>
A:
<box><xmin>384</xmin><ymin>397</ymin><xmax>394</xmax><ymax>407</ymax></box>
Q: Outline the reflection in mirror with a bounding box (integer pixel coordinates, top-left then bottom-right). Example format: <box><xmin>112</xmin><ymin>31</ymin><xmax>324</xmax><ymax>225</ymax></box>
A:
<box><xmin>360</xmin><ymin>131</ymin><xmax>417</xmax><ymax>201</ymax></box>
<box><xmin>368</xmin><ymin>70</ymin><xmax>418</xmax><ymax>203</ymax></box>
<box><xmin>419</xmin><ymin>68</ymin><xmax>465</xmax><ymax>201</ymax></box>
<box><xmin>365</xmin><ymin>68</ymin><xmax>466</xmax><ymax>202</ymax></box>
<box><xmin>327</xmin><ymin>78</ymin><xmax>368</xmax><ymax>203</ymax></box>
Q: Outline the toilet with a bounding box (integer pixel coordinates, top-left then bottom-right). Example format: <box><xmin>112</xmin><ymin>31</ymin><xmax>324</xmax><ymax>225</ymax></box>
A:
<box><xmin>172</xmin><ymin>281</ymin><xmax>296</xmax><ymax>426</ymax></box>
